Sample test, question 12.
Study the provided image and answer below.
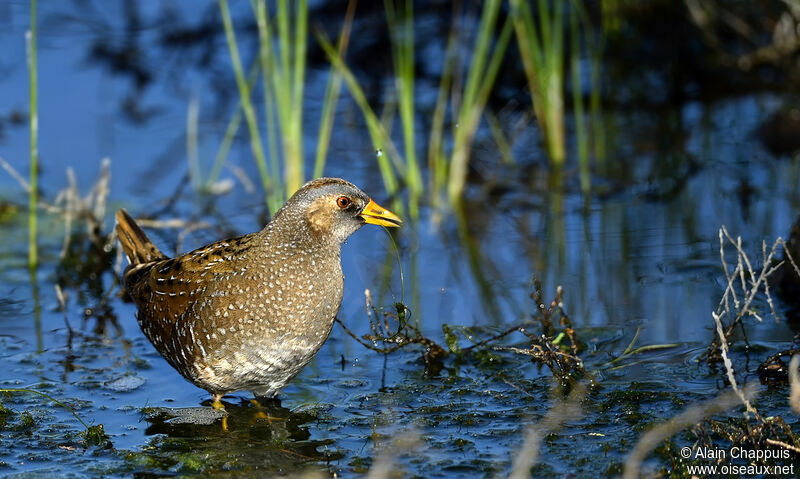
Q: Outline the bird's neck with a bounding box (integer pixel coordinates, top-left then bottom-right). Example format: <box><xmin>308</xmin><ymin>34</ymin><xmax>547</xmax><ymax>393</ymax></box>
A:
<box><xmin>262</xmin><ymin>209</ymin><xmax>340</xmax><ymax>253</ymax></box>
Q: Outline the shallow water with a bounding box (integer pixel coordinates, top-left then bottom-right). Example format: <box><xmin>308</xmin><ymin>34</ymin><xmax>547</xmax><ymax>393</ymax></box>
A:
<box><xmin>1</xmin><ymin>1</ymin><xmax>799</xmax><ymax>477</ymax></box>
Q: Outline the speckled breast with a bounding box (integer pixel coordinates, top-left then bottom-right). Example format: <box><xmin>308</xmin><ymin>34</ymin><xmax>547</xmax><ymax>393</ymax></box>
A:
<box><xmin>141</xmin><ymin>242</ymin><xmax>346</xmax><ymax>397</ymax></box>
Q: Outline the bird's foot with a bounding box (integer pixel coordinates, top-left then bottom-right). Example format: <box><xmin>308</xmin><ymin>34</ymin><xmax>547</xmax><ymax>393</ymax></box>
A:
<box><xmin>212</xmin><ymin>394</ymin><xmax>226</xmax><ymax>411</ymax></box>
<box><xmin>249</xmin><ymin>398</ymin><xmax>284</xmax><ymax>423</ymax></box>
<box><xmin>211</xmin><ymin>394</ymin><xmax>228</xmax><ymax>430</ymax></box>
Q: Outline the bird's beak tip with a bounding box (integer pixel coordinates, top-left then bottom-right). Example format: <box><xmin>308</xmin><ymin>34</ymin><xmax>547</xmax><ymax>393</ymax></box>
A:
<box><xmin>359</xmin><ymin>198</ymin><xmax>402</xmax><ymax>228</ymax></box>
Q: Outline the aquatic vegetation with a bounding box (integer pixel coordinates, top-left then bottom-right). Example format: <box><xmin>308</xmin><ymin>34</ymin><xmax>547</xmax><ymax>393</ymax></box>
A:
<box><xmin>511</xmin><ymin>0</ymin><xmax>605</xmax><ymax>191</ymax></box>
<box><xmin>341</xmin><ymin>255</ymin><xmax>800</xmax><ymax>475</ymax></box>
<box><xmin>442</xmin><ymin>0</ymin><xmax>512</xmax><ymax>205</ymax></box>
<box><xmin>509</xmin><ymin>382</ymin><xmax>585</xmax><ymax>479</ymax></box>
<box><xmin>605</xmin><ymin>326</ymin><xmax>681</xmax><ymax>369</ymax></box>
<box><xmin>217</xmin><ymin>0</ymin><xmax>356</xmax><ymax>216</ymax></box>
<box><xmin>27</xmin><ymin>0</ymin><xmax>38</xmax><ymax>271</ymax></box>
<box><xmin>510</xmin><ymin>0</ymin><xmax>566</xmax><ymax>168</ymax></box>
<box><xmin>213</xmin><ymin>0</ymin><xmax>606</xmax><ymax>209</ymax></box>
<box><xmin>3</xmin><ymin>1</ymin><xmax>800</xmax><ymax>476</ymax></box>
<box><xmin>707</xmin><ymin>226</ymin><xmax>795</xmax><ymax>361</ymax></box>
<box><xmin>676</xmin><ymin>227</ymin><xmax>800</xmax><ymax>474</ymax></box>
<box><xmin>384</xmin><ymin>0</ymin><xmax>423</xmax><ymax>216</ymax></box>
<box><xmin>313</xmin><ymin>0</ymin><xmax>356</xmax><ymax>180</ymax></box>
<box><xmin>0</xmin><ymin>388</ymin><xmax>110</xmax><ymax>448</ymax></box>
<box><xmin>622</xmin><ymin>386</ymin><xmax>756</xmax><ymax>478</ymax></box>
<box><xmin>218</xmin><ymin>0</ymin><xmax>273</xmax><ymax>211</ymax></box>
<box><xmin>315</xmin><ymin>35</ymin><xmax>402</xmax><ymax>213</ymax></box>
<box><xmin>339</xmin><ymin>279</ymin><xmax>594</xmax><ymax>387</ymax></box>
<box><xmin>320</xmin><ymin>0</ymin><xmax>512</xmax><ymax>213</ymax></box>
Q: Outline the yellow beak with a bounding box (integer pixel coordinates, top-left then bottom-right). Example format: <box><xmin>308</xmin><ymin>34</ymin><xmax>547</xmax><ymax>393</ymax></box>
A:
<box><xmin>359</xmin><ymin>198</ymin><xmax>402</xmax><ymax>227</ymax></box>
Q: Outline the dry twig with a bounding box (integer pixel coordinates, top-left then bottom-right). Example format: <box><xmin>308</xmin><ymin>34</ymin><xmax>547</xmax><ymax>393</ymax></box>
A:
<box><xmin>710</xmin><ymin>227</ymin><xmax>789</xmax><ymax>361</ymax></box>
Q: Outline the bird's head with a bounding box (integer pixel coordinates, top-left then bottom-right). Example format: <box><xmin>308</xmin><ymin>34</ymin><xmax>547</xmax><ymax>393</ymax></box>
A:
<box><xmin>273</xmin><ymin>177</ymin><xmax>402</xmax><ymax>245</ymax></box>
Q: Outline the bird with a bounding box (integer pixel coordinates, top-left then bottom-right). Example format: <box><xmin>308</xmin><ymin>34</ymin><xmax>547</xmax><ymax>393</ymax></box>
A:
<box><xmin>116</xmin><ymin>177</ymin><xmax>402</xmax><ymax>409</ymax></box>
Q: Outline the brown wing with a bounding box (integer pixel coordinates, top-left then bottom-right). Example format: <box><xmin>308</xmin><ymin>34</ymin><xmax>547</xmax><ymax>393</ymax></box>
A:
<box><xmin>125</xmin><ymin>233</ymin><xmax>259</xmax><ymax>349</ymax></box>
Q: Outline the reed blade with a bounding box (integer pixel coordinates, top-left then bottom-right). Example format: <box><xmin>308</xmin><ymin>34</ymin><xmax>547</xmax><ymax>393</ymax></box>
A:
<box><xmin>27</xmin><ymin>0</ymin><xmax>38</xmax><ymax>271</ymax></box>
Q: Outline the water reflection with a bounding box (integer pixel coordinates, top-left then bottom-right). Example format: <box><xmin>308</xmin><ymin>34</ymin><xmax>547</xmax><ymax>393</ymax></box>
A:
<box><xmin>137</xmin><ymin>399</ymin><xmax>338</xmax><ymax>475</ymax></box>
<box><xmin>1</xmin><ymin>0</ymin><xmax>800</xmax><ymax>476</ymax></box>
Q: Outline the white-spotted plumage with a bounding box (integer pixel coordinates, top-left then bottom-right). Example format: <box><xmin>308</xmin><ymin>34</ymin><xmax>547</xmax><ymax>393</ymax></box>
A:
<box><xmin>116</xmin><ymin>178</ymin><xmax>400</xmax><ymax>401</ymax></box>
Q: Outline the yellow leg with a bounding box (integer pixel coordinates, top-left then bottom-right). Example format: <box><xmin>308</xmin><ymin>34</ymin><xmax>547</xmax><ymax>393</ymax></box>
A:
<box><xmin>249</xmin><ymin>398</ymin><xmax>283</xmax><ymax>423</ymax></box>
<box><xmin>212</xmin><ymin>394</ymin><xmax>228</xmax><ymax>430</ymax></box>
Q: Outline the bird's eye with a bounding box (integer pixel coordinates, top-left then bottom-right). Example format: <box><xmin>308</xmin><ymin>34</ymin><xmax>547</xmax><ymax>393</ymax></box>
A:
<box><xmin>336</xmin><ymin>196</ymin><xmax>351</xmax><ymax>208</ymax></box>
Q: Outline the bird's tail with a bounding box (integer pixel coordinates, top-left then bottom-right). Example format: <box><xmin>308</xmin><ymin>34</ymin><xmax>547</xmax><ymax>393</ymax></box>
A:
<box><xmin>115</xmin><ymin>209</ymin><xmax>167</xmax><ymax>266</ymax></box>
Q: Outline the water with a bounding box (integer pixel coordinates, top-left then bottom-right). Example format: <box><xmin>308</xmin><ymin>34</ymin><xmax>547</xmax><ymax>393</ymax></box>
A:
<box><xmin>1</xmin><ymin>1</ymin><xmax>799</xmax><ymax>477</ymax></box>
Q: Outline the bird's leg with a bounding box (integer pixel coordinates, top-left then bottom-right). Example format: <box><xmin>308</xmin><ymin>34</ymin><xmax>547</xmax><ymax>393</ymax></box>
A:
<box><xmin>250</xmin><ymin>397</ymin><xmax>283</xmax><ymax>423</ymax></box>
<box><xmin>212</xmin><ymin>393</ymin><xmax>225</xmax><ymax>410</ymax></box>
<box><xmin>211</xmin><ymin>394</ymin><xmax>228</xmax><ymax>430</ymax></box>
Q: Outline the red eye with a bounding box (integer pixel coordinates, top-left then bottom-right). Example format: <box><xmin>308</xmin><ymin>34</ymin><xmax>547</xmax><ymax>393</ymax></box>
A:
<box><xmin>336</xmin><ymin>196</ymin><xmax>351</xmax><ymax>208</ymax></box>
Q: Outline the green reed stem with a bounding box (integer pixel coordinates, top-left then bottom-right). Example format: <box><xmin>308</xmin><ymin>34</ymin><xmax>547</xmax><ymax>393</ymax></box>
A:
<box><xmin>486</xmin><ymin>110</ymin><xmax>513</xmax><ymax>164</ymax></box>
<box><xmin>254</xmin><ymin>0</ymin><xmax>283</xmax><ymax>205</ymax></box>
<box><xmin>385</xmin><ymin>0</ymin><xmax>422</xmax><ymax>218</ymax></box>
<box><xmin>570</xmin><ymin>2</ymin><xmax>589</xmax><ymax>193</ymax></box>
<box><xmin>511</xmin><ymin>0</ymin><xmax>566</xmax><ymax>168</ymax></box>
<box><xmin>274</xmin><ymin>0</ymin><xmax>306</xmax><ymax>194</ymax></box>
<box><xmin>427</xmin><ymin>9</ymin><xmax>458</xmax><ymax>209</ymax></box>
<box><xmin>207</xmin><ymin>107</ymin><xmax>241</xmax><ymax>188</ymax></box>
<box><xmin>287</xmin><ymin>0</ymin><xmax>307</xmax><ymax>193</ymax></box>
<box><xmin>206</xmin><ymin>62</ymin><xmax>260</xmax><ymax>189</ymax></box>
<box><xmin>448</xmin><ymin>1</ymin><xmax>512</xmax><ymax>203</ymax></box>
<box><xmin>27</xmin><ymin>0</ymin><xmax>38</xmax><ymax>271</ymax></box>
<box><xmin>316</xmin><ymin>31</ymin><xmax>400</xmax><ymax>202</ymax></box>
<box><xmin>219</xmin><ymin>0</ymin><xmax>277</xmax><ymax>213</ymax></box>
<box><xmin>604</xmin><ymin>327</ymin><xmax>681</xmax><ymax>368</ymax></box>
<box><xmin>313</xmin><ymin>0</ymin><xmax>357</xmax><ymax>178</ymax></box>
<box><xmin>253</xmin><ymin>0</ymin><xmax>308</xmax><ymax>199</ymax></box>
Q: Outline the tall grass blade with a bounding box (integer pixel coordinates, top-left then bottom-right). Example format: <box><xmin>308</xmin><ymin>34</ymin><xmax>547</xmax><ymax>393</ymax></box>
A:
<box><xmin>206</xmin><ymin>62</ymin><xmax>260</xmax><ymax>189</ymax></box>
<box><xmin>206</xmin><ymin>100</ymin><xmax>242</xmax><ymax>188</ymax></box>
<box><xmin>427</xmin><ymin>6</ymin><xmax>459</xmax><ymax>210</ymax></box>
<box><xmin>570</xmin><ymin>1</ymin><xmax>589</xmax><ymax>193</ymax></box>
<box><xmin>287</xmin><ymin>0</ymin><xmax>307</xmax><ymax>193</ymax></box>
<box><xmin>27</xmin><ymin>0</ymin><xmax>38</xmax><ymax>271</ymax></box>
<box><xmin>316</xmin><ymin>31</ymin><xmax>402</xmax><ymax>208</ymax></box>
<box><xmin>218</xmin><ymin>0</ymin><xmax>277</xmax><ymax>213</ymax></box>
<box><xmin>448</xmin><ymin>1</ymin><xmax>512</xmax><ymax>202</ymax></box>
<box><xmin>385</xmin><ymin>0</ymin><xmax>422</xmax><ymax>217</ymax></box>
<box><xmin>253</xmin><ymin>0</ymin><xmax>308</xmax><ymax>198</ymax></box>
<box><xmin>254</xmin><ymin>0</ymin><xmax>283</xmax><ymax>205</ymax></box>
<box><xmin>486</xmin><ymin>111</ymin><xmax>514</xmax><ymax>164</ymax></box>
<box><xmin>511</xmin><ymin>0</ymin><xmax>567</xmax><ymax>169</ymax></box>
<box><xmin>313</xmin><ymin>0</ymin><xmax>357</xmax><ymax>178</ymax></box>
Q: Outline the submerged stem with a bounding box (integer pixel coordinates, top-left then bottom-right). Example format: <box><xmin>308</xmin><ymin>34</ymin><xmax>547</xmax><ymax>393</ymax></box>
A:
<box><xmin>1</xmin><ymin>388</ymin><xmax>90</xmax><ymax>430</ymax></box>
